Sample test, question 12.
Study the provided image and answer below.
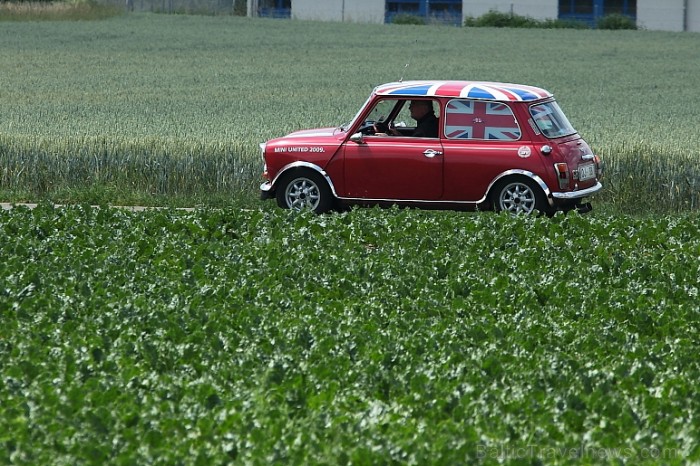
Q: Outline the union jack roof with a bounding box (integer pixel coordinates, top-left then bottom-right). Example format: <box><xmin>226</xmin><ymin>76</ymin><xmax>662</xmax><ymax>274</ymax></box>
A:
<box><xmin>375</xmin><ymin>80</ymin><xmax>552</xmax><ymax>102</ymax></box>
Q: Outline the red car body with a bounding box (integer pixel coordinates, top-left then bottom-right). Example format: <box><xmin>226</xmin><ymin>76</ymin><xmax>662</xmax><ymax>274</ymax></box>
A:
<box><xmin>260</xmin><ymin>80</ymin><xmax>603</xmax><ymax>215</ymax></box>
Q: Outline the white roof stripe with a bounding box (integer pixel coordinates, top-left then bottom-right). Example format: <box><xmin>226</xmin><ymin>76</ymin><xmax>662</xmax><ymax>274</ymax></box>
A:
<box><xmin>458</xmin><ymin>83</ymin><xmax>476</xmax><ymax>98</ymax></box>
<box><xmin>427</xmin><ymin>81</ymin><xmax>447</xmax><ymax>96</ymax></box>
<box><xmin>482</xmin><ymin>84</ymin><xmax>511</xmax><ymax>101</ymax></box>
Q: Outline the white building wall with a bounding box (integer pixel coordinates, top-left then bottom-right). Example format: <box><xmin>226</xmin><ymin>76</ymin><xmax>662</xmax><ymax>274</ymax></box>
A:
<box><xmin>292</xmin><ymin>0</ymin><xmax>384</xmax><ymax>23</ymax></box>
<box><xmin>462</xmin><ymin>0</ymin><xmax>558</xmax><ymax>21</ymax></box>
<box><xmin>686</xmin><ymin>0</ymin><xmax>700</xmax><ymax>32</ymax></box>
<box><xmin>343</xmin><ymin>0</ymin><xmax>385</xmax><ymax>23</ymax></box>
<box><xmin>637</xmin><ymin>0</ymin><xmax>684</xmax><ymax>31</ymax></box>
<box><xmin>292</xmin><ymin>0</ymin><xmax>342</xmax><ymax>21</ymax></box>
<box><xmin>246</xmin><ymin>0</ymin><xmax>256</xmax><ymax>16</ymax></box>
<box><xmin>257</xmin><ymin>0</ymin><xmax>700</xmax><ymax>31</ymax></box>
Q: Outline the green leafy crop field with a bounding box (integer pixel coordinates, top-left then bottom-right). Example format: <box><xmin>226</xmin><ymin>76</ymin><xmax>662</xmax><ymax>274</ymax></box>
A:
<box><xmin>1</xmin><ymin>15</ymin><xmax>700</xmax><ymax>211</ymax></box>
<box><xmin>2</xmin><ymin>205</ymin><xmax>699</xmax><ymax>464</ymax></box>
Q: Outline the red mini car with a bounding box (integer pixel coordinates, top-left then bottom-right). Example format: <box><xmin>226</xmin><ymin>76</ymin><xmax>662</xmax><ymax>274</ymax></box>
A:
<box><xmin>259</xmin><ymin>80</ymin><xmax>602</xmax><ymax>215</ymax></box>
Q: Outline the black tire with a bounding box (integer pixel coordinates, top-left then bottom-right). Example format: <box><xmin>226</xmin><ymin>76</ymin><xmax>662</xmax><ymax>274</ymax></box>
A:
<box><xmin>275</xmin><ymin>170</ymin><xmax>334</xmax><ymax>214</ymax></box>
<box><xmin>492</xmin><ymin>177</ymin><xmax>551</xmax><ymax>216</ymax></box>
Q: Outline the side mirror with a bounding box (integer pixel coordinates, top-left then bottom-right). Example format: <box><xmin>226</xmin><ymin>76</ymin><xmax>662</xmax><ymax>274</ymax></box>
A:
<box><xmin>350</xmin><ymin>132</ymin><xmax>365</xmax><ymax>144</ymax></box>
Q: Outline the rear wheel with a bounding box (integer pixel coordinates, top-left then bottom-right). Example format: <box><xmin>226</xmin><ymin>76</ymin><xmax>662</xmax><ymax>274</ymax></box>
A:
<box><xmin>492</xmin><ymin>177</ymin><xmax>550</xmax><ymax>215</ymax></box>
<box><xmin>276</xmin><ymin>170</ymin><xmax>334</xmax><ymax>214</ymax></box>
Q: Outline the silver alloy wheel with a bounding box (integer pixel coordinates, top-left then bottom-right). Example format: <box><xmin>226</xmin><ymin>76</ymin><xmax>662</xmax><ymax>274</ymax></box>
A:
<box><xmin>284</xmin><ymin>177</ymin><xmax>321</xmax><ymax>211</ymax></box>
<box><xmin>498</xmin><ymin>181</ymin><xmax>537</xmax><ymax>214</ymax></box>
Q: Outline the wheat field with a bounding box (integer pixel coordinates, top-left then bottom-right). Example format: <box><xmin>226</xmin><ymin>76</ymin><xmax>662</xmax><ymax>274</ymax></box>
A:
<box><xmin>1</xmin><ymin>14</ymin><xmax>699</xmax><ymax>212</ymax></box>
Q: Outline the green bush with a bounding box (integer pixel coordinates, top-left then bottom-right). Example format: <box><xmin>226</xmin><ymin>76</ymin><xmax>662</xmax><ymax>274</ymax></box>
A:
<box><xmin>0</xmin><ymin>0</ymin><xmax>122</xmax><ymax>20</ymax></box>
<box><xmin>392</xmin><ymin>13</ymin><xmax>425</xmax><ymax>25</ymax></box>
<box><xmin>464</xmin><ymin>10</ymin><xmax>536</xmax><ymax>28</ymax></box>
<box><xmin>539</xmin><ymin>18</ymin><xmax>590</xmax><ymax>29</ymax></box>
<box><xmin>597</xmin><ymin>13</ymin><xmax>637</xmax><ymax>30</ymax></box>
<box><xmin>464</xmin><ymin>9</ymin><xmax>589</xmax><ymax>29</ymax></box>
<box><xmin>233</xmin><ymin>0</ymin><xmax>245</xmax><ymax>16</ymax></box>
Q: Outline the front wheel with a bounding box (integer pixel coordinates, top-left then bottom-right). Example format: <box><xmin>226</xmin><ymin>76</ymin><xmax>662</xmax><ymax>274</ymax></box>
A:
<box><xmin>492</xmin><ymin>178</ymin><xmax>551</xmax><ymax>215</ymax></box>
<box><xmin>276</xmin><ymin>171</ymin><xmax>334</xmax><ymax>214</ymax></box>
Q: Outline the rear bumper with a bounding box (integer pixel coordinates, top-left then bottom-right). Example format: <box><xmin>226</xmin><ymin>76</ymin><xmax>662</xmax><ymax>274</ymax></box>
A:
<box><xmin>552</xmin><ymin>182</ymin><xmax>602</xmax><ymax>200</ymax></box>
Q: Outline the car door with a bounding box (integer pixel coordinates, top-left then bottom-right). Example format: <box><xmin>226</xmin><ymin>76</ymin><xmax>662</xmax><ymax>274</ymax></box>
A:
<box><xmin>341</xmin><ymin>134</ymin><xmax>444</xmax><ymax>201</ymax></box>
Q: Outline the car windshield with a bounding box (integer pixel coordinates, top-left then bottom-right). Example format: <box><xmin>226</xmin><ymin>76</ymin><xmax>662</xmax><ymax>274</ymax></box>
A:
<box><xmin>340</xmin><ymin>95</ymin><xmax>373</xmax><ymax>131</ymax></box>
<box><xmin>529</xmin><ymin>101</ymin><xmax>576</xmax><ymax>138</ymax></box>
<box><xmin>365</xmin><ymin>99</ymin><xmax>399</xmax><ymax>124</ymax></box>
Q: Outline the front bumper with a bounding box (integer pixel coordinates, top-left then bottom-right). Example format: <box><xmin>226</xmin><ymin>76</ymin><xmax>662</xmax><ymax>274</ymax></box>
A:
<box><xmin>260</xmin><ymin>181</ymin><xmax>274</xmax><ymax>200</ymax></box>
<box><xmin>551</xmin><ymin>182</ymin><xmax>603</xmax><ymax>200</ymax></box>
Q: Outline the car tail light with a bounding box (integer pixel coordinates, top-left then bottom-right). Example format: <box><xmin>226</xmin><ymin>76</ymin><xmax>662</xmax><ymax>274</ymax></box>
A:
<box><xmin>594</xmin><ymin>155</ymin><xmax>603</xmax><ymax>179</ymax></box>
<box><xmin>554</xmin><ymin>163</ymin><xmax>570</xmax><ymax>190</ymax></box>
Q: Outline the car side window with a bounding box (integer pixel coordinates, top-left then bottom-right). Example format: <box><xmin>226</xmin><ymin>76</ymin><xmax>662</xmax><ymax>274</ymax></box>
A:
<box><xmin>444</xmin><ymin>99</ymin><xmax>521</xmax><ymax>141</ymax></box>
<box><xmin>393</xmin><ymin>100</ymin><xmax>439</xmax><ymax>128</ymax></box>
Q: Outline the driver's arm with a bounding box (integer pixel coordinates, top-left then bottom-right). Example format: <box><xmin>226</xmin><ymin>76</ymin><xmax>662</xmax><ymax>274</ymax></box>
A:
<box><xmin>373</xmin><ymin>122</ymin><xmax>398</xmax><ymax>136</ymax></box>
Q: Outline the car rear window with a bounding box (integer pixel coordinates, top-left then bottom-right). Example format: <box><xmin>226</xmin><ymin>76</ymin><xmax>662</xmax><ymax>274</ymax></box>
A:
<box><xmin>529</xmin><ymin>101</ymin><xmax>576</xmax><ymax>138</ymax></box>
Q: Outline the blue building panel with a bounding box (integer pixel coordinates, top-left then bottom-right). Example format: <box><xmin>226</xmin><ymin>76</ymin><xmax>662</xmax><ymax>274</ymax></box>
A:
<box><xmin>258</xmin><ymin>0</ymin><xmax>291</xmax><ymax>18</ymax></box>
<box><xmin>386</xmin><ymin>0</ymin><xmax>462</xmax><ymax>24</ymax></box>
<box><xmin>558</xmin><ymin>0</ymin><xmax>636</xmax><ymax>26</ymax></box>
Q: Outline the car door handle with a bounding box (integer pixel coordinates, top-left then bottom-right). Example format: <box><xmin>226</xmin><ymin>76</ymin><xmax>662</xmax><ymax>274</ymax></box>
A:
<box><xmin>581</xmin><ymin>154</ymin><xmax>595</xmax><ymax>161</ymax></box>
<box><xmin>423</xmin><ymin>149</ymin><xmax>443</xmax><ymax>158</ymax></box>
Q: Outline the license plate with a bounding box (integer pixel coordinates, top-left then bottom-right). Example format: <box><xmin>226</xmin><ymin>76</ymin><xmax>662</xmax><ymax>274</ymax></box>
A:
<box><xmin>578</xmin><ymin>163</ymin><xmax>596</xmax><ymax>181</ymax></box>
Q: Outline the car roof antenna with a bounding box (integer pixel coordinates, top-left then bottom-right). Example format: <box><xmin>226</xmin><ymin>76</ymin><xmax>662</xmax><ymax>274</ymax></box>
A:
<box><xmin>399</xmin><ymin>40</ymin><xmax>418</xmax><ymax>83</ymax></box>
<box><xmin>399</xmin><ymin>63</ymin><xmax>409</xmax><ymax>83</ymax></box>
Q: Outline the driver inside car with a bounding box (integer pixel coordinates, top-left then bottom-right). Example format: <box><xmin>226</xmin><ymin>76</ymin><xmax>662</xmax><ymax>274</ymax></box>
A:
<box><xmin>374</xmin><ymin>100</ymin><xmax>439</xmax><ymax>138</ymax></box>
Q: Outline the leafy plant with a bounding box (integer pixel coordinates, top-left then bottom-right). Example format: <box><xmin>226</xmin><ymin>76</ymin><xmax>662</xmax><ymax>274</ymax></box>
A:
<box><xmin>392</xmin><ymin>13</ymin><xmax>425</xmax><ymax>25</ymax></box>
<box><xmin>0</xmin><ymin>0</ymin><xmax>122</xmax><ymax>20</ymax></box>
<box><xmin>464</xmin><ymin>9</ymin><xmax>540</xmax><ymax>28</ymax></box>
<box><xmin>232</xmin><ymin>0</ymin><xmax>245</xmax><ymax>16</ymax></box>
<box><xmin>1</xmin><ymin>205</ymin><xmax>699</xmax><ymax>464</ymax></box>
<box><xmin>464</xmin><ymin>9</ymin><xmax>588</xmax><ymax>29</ymax></box>
<box><xmin>597</xmin><ymin>13</ymin><xmax>638</xmax><ymax>30</ymax></box>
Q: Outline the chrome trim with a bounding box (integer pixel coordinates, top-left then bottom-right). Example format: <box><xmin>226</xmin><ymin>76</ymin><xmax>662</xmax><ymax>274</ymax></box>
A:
<box><xmin>360</xmin><ymin>140</ymin><xmax>441</xmax><ymax>148</ymax></box>
<box><xmin>260</xmin><ymin>181</ymin><xmax>272</xmax><ymax>192</ymax></box>
<box><xmin>581</xmin><ymin>154</ymin><xmax>595</xmax><ymax>161</ymax></box>
<box><xmin>423</xmin><ymin>149</ymin><xmax>442</xmax><ymax>158</ymax></box>
<box><xmin>453</xmin><ymin>145</ymin><xmax>520</xmax><ymax>151</ymax></box>
<box><xmin>350</xmin><ymin>132</ymin><xmax>364</xmax><ymax>144</ymax></box>
<box><xmin>269</xmin><ymin>162</ymin><xmax>339</xmax><ymax>197</ymax></box>
<box><xmin>551</xmin><ymin>182</ymin><xmax>602</xmax><ymax>199</ymax></box>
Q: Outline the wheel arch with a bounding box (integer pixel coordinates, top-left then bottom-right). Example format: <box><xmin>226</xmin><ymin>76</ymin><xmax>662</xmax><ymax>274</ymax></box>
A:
<box><xmin>271</xmin><ymin>162</ymin><xmax>338</xmax><ymax>197</ymax></box>
<box><xmin>486</xmin><ymin>170</ymin><xmax>553</xmax><ymax>207</ymax></box>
